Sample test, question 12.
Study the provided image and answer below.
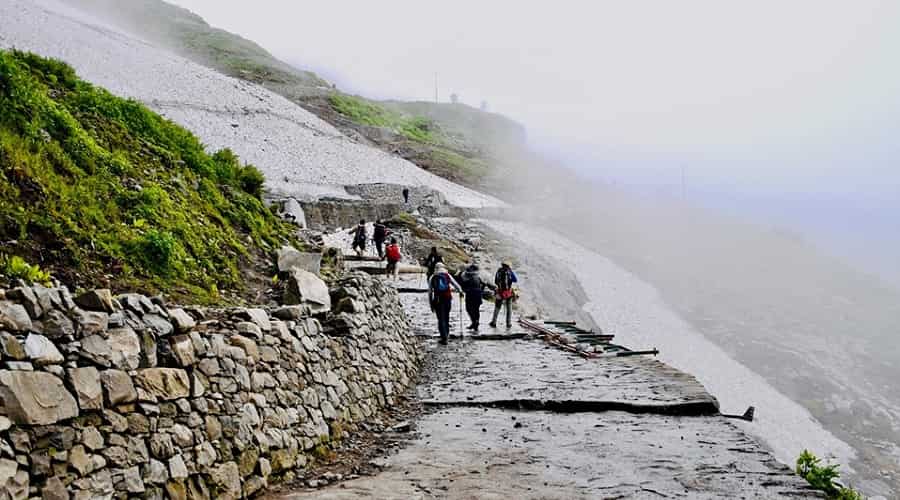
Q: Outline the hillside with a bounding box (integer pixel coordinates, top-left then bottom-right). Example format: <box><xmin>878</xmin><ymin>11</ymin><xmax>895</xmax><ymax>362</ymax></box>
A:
<box><xmin>0</xmin><ymin>49</ymin><xmax>297</xmax><ymax>302</ymax></box>
<box><xmin>61</xmin><ymin>0</ymin><xmax>530</xmax><ymax>191</ymax></box>
<box><xmin>2</xmin><ymin>0</ymin><xmax>500</xmax><ymax>209</ymax></box>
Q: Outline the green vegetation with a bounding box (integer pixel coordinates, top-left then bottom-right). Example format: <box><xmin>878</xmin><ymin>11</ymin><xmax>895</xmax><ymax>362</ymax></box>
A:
<box><xmin>0</xmin><ymin>255</ymin><xmax>52</xmax><ymax>286</ymax></box>
<box><xmin>796</xmin><ymin>450</ymin><xmax>864</xmax><ymax>499</ymax></box>
<box><xmin>0</xmin><ymin>50</ymin><xmax>297</xmax><ymax>302</ymax></box>
<box><xmin>329</xmin><ymin>94</ymin><xmax>434</xmax><ymax>143</ymax></box>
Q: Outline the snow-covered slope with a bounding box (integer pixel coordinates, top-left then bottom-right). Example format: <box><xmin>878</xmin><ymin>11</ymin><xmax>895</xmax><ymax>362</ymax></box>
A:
<box><xmin>0</xmin><ymin>0</ymin><xmax>502</xmax><ymax>208</ymax></box>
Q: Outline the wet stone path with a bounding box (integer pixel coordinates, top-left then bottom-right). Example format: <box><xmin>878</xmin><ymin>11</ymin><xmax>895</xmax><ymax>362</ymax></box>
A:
<box><xmin>280</xmin><ymin>274</ymin><xmax>821</xmax><ymax>499</ymax></box>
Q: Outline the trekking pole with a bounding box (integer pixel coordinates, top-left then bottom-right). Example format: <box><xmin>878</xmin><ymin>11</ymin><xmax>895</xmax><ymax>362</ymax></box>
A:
<box><xmin>459</xmin><ymin>293</ymin><xmax>464</xmax><ymax>339</ymax></box>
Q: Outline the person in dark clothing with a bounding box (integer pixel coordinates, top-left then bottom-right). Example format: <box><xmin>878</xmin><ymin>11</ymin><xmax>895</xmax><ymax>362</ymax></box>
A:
<box><xmin>428</xmin><ymin>263</ymin><xmax>462</xmax><ymax>344</ymax></box>
<box><xmin>402</xmin><ymin>187</ymin><xmax>410</xmax><ymax>204</ymax></box>
<box><xmin>349</xmin><ymin>220</ymin><xmax>367</xmax><ymax>257</ymax></box>
<box><xmin>489</xmin><ymin>261</ymin><xmax>518</xmax><ymax>329</ymax></box>
<box><xmin>373</xmin><ymin>220</ymin><xmax>391</xmax><ymax>258</ymax></box>
<box><xmin>422</xmin><ymin>247</ymin><xmax>443</xmax><ymax>279</ymax></box>
<box><xmin>458</xmin><ymin>263</ymin><xmax>494</xmax><ymax>332</ymax></box>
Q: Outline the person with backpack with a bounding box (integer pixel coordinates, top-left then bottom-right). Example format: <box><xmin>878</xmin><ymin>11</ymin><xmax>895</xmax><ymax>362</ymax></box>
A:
<box><xmin>459</xmin><ymin>263</ymin><xmax>493</xmax><ymax>332</ymax></box>
<box><xmin>489</xmin><ymin>261</ymin><xmax>518</xmax><ymax>329</ymax></box>
<box><xmin>373</xmin><ymin>220</ymin><xmax>391</xmax><ymax>258</ymax></box>
<box><xmin>384</xmin><ymin>237</ymin><xmax>402</xmax><ymax>280</ymax></box>
<box><xmin>349</xmin><ymin>219</ymin><xmax>367</xmax><ymax>257</ymax></box>
<box><xmin>422</xmin><ymin>247</ymin><xmax>443</xmax><ymax>279</ymax></box>
<box><xmin>429</xmin><ymin>263</ymin><xmax>462</xmax><ymax>345</ymax></box>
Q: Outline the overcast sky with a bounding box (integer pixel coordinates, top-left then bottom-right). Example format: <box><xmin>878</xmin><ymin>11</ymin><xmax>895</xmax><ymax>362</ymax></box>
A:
<box><xmin>168</xmin><ymin>0</ymin><xmax>899</xmax><ymax>197</ymax></box>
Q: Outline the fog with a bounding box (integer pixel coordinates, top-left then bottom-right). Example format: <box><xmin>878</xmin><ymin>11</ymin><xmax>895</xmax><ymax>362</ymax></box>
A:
<box><xmin>168</xmin><ymin>0</ymin><xmax>900</xmax><ymax>286</ymax></box>
<box><xmin>151</xmin><ymin>0</ymin><xmax>900</xmax><ymax>494</ymax></box>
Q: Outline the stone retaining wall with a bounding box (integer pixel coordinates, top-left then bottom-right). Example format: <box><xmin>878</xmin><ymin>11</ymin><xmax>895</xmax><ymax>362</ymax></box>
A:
<box><xmin>0</xmin><ymin>272</ymin><xmax>419</xmax><ymax>499</ymax></box>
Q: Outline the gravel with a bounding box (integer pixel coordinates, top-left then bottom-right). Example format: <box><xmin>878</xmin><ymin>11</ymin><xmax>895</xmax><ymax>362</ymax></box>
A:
<box><xmin>0</xmin><ymin>0</ymin><xmax>503</xmax><ymax>208</ymax></box>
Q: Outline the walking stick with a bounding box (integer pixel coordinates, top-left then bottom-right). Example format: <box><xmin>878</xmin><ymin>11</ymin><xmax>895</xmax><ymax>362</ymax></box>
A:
<box><xmin>459</xmin><ymin>293</ymin><xmax>464</xmax><ymax>339</ymax></box>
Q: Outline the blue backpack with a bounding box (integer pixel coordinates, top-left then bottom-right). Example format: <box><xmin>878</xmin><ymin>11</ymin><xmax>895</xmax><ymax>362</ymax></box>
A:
<box><xmin>433</xmin><ymin>274</ymin><xmax>451</xmax><ymax>297</ymax></box>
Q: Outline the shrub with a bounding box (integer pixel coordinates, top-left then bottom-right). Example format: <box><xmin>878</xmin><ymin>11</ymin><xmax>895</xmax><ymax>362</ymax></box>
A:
<box><xmin>0</xmin><ymin>254</ymin><xmax>52</xmax><ymax>285</ymax></box>
<box><xmin>796</xmin><ymin>450</ymin><xmax>865</xmax><ymax>499</ymax></box>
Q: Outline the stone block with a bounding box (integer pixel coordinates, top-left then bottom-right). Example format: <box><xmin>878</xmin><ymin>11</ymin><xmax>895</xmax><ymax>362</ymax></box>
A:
<box><xmin>0</xmin><ymin>333</ymin><xmax>25</xmax><ymax>361</ymax></box>
<box><xmin>0</xmin><ymin>302</ymin><xmax>32</xmax><ymax>333</ymax></box>
<box><xmin>101</xmin><ymin>369</ymin><xmax>137</xmax><ymax>406</ymax></box>
<box><xmin>107</xmin><ymin>327</ymin><xmax>141</xmax><ymax>370</ymax></box>
<box><xmin>0</xmin><ymin>370</ymin><xmax>78</xmax><ymax>425</ymax></box>
<box><xmin>167</xmin><ymin>309</ymin><xmax>195</xmax><ymax>334</ymax></box>
<box><xmin>168</xmin><ymin>335</ymin><xmax>196</xmax><ymax>367</ymax></box>
<box><xmin>277</xmin><ymin>245</ymin><xmax>321</xmax><ymax>275</ymax></box>
<box><xmin>74</xmin><ymin>289</ymin><xmax>115</xmax><ymax>313</ymax></box>
<box><xmin>283</xmin><ymin>268</ymin><xmax>331</xmax><ymax>313</ymax></box>
<box><xmin>68</xmin><ymin>367</ymin><xmax>103</xmax><ymax>411</ymax></box>
<box><xmin>134</xmin><ymin>368</ymin><xmax>190</xmax><ymax>400</ymax></box>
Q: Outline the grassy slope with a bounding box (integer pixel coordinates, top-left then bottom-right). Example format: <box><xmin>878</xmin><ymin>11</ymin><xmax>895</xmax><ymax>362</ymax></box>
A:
<box><xmin>0</xmin><ymin>49</ymin><xmax>297</xmax><ymax>302</ymax></box>
<box><xmin>62</xmin><ymin>0</ymin><xmax>528</xmax><ymax>190</ymax></box>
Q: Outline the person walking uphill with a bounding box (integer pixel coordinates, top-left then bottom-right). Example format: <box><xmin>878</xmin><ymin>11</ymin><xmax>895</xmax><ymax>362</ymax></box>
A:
<box><xmin>373</xmin><ymin>219</ymin><xmax>391</xmax><ymax>258</ymax></box>
<box><xmin>422</xmin><ymin>247</ymin><xmax>443</xmax><ymax>279</ymax></box>
<box><xmin>384</xmin><ymin>237</ymin><xmax>402</xmax><ymax>281</ymax></box>
<box><xmin>349</xmin><ymin>219</ymin><xmax>367</xmax><ymax>257</ymax></box>
<box><xmin>429</xmin><ymin>263</ymin><xmax>462</xmax><ymax>345</ymax></box>
<box><xmin>459</xmin><ymin>263</ymin><xmax>492</xmax><ymax>332</ymax></box>
<box><xmin>489</xmin><ymin>261</ymin><xmax>518</xmax><ymax>329</ymax></box>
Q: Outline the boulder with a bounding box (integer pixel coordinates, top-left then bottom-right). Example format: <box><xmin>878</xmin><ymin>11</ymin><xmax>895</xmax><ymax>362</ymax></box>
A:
<box><xmin>169</xmin><ymin>335</ymin><xmax>196</xmax><ymax>367</ymax></box>
<box><xmin>134</xmin><ymin>368</ymin><xmax>190</xmax><ymax>400</ymax></box>
<box><xmin>283</xmin><ymin>268</ymin><xmax>331</xmax><ymax>313</ymax></box>
<box><xmin>167</xmin><ymin>309</ymin><xmax>195</xmax><ymax>334</ymax></box>
<box><xmin>0</xmin><ymin>302</ymin><xmax>32</xmax><ymax>332</ymax></box>
<box><xmin>107</xmin><ymin>327</ymin><xmax>142</xmax><ymax>370</ymax></box>
<box><xmin>277</xmin><ymin>246</ymin><xmax>321</xmax><ymax>275</ymax></box>
<box><xmin>279</xmin><ymin>198</ymin><xmax>307</xmax><ymax>228</ymax></box>
<box><xmin>68</xmin><ymin>367</ymin><xmax>103</xmax><ymax>411</ymax></box>
<box><xmin>0</xmin><ymin>370</ymin><xmax>78</xmax><ymax>425</ymax></box>
<box><xmin>101</xmin><ymin>369</ymin><xmax>137</xmax><ymax>406</ymax></box>
<box><xmin>74</xmin><ymin>289</ymin><xmax>115</xmax><ymax>312</ymax></box>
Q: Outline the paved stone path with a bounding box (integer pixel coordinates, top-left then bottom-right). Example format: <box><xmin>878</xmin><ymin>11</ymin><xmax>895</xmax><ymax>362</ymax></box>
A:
<box><xmin>278</xmin><ymin>274</ymin><xmax>821</xmax><ymax>499</ymax></box>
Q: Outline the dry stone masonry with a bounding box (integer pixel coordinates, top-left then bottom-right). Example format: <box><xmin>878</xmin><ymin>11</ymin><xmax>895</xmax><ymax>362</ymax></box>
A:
<box><xmin>0</xmin><ymin>272</ymin><xmax>419</xmax><ymax>499</ymax></box>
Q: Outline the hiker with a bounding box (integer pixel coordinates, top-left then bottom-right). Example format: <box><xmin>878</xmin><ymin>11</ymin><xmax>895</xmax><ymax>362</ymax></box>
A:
<box><xmin>459</xmin><ymin>263</ymin><xmax>493</xmax><ymax>332</ymax></box>
<box><xmin>489</xmin><ymin>261</ymin><xmax>518</xmax><ymax>329</ymax></box>
<box><xmin>422</xmin><ymin>247</ymin><xmax>443</xmax><ymax>279</ymax></box>
<box><xmin>384</xmin><ymin>237</ymin><xmax>402</xmax><ymax>280</ymax></box>
<box><xmin>428</xmin><ymin>263</ymin><xmax>462</xmax><ymax>345</ymax></box>
<box><xmin>373</xmin><ymin>219</ymin><xmax>391</xmax><ymax>258</ymax></box>
<box><xmin>402</xmin><ymin>187</ymin><xmax>410</xmax><ymax>204</ymax></box>
<box><xmin>349</xmin><ymin>219</ymin><xmax>367</xmax><ymax>257</ymax></box>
